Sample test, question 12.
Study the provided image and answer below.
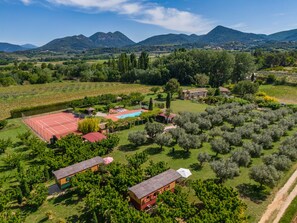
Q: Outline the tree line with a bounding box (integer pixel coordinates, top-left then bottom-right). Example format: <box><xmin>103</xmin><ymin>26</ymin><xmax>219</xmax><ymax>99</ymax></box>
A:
<box><xmin>1</xmin><ymin>49</ymin><xmax>296</xmax><ymax>87</ymax></box>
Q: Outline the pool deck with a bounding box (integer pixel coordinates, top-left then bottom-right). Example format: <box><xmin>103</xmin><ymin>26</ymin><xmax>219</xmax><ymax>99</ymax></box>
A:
<box><xmin>105</xmin><ymin>109</ymin><xmax>145</xmax><ymax>121</ymax></box>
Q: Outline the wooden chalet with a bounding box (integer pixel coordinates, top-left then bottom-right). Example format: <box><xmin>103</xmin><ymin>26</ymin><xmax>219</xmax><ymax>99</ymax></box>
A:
<box><xmin>181</xmin><ymin>88</ymin><xmax>208</xmax><ymax>100</ymax></box>
<box><xmin>128</xmin><ymin>169</ymin><xmax>181</xmax><ymax>210</ymax></box>
<box><xmin>52</xmin><ymin>156</ymin><xmax>104</xmax><ymax>189</ymax></box>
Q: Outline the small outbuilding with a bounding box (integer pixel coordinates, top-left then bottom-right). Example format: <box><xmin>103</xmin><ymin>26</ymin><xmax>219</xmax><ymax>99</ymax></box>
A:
<box><xmin>219</xmin><ymin>87</ymin><xmax>230</xmax><ymax>95</ymax></box>
<box><xmin>52</xmin><ymin>156</ymin><xmax>104</xmax><ymax>189</ymax></box>
<box><xmin>86</xmin><ymin>107</ymin><xmax>95</xmax><ymax>115</ymax></box>
<box><xmin>128</xmin><ymin>169</ymin><xmax>181</xmax><ymax>210</ymax></box>
<box><xmin>82</xmin><ymin>132</ymin><xmax>107</xmax><ymax>143</ymax></box>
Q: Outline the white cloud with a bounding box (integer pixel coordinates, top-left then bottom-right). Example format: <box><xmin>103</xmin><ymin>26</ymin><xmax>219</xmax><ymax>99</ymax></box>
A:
<box><xmin>230</xmin><ymin>23</ymin><xmax>247</xmax><ymax>29</ymax></box>
<box><xmin>21</xmin><ymin>0</ymin><xmax>31</xmax><ymax>5</ymax></box>
<box><xmin>20</xmin><ymin>0</ymin><xmax>213</xmax><ymax>34</ymax></box>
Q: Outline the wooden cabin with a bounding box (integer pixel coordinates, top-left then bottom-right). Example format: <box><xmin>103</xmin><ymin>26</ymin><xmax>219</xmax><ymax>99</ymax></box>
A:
<box><xmin>128</xmin><ymin>169</ymin><xmax>181</xmax><ymax>210</ymax></box>
<box><xmin>52</xmin><ymin>156</ymin><xmax>104</xmax><ymax>189</ymax></box>
<box><xmin>181</xmin><ymin>88</ymin><xmax>208</xmax><ymax>100</ymax></box>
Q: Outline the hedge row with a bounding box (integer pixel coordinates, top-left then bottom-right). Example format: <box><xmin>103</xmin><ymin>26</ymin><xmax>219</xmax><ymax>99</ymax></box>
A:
<box><xmin>10</xmin><ymin>101</ymin><xmax>71</xmax><ymax>118</ymax></box>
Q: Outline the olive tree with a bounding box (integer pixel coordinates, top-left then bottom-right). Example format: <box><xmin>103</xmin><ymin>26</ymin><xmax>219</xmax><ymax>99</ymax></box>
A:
<box><xmin>145</xmin><ymin>122</ymin><xmax>164</xmax><ymax>139</ymax></box>
<box><xmin>210</xmin><ymin>159</ymin><xmax>240</xmax><ymax>183</ymax></box>
<box><xmin>262</xmin><ymin>154</ymin><xmax>292</xmax><ymax>171</ymax></box>
<box><xmin>128</xmin><ymin>131</ymin><xmax>147</xmax><ymax>146</ymax></box>
<box><xmin>230</xmin><ymin>149</ymin><xmax>251</xmax><ymax>167</ymax></box>
<box><xmin>178</xmin><ymin>134</ymin><xmax>201</xmax><ymax>153</ymax></box>
<box><xmin>249</xmin><ymin>165</ymin><xmax>280</xmax><ymax>188</ymax></box>
<box><xmin>198</xmin><ymin>152</ymin><xmax>211</xmax><ymax>166</ymax></box>
<box><xmin>243</xmin><ymin>141</ymin><xmax>263</xmax><ymax>158</ymax></box>
<box><xmin>210</xmin><ymin>137</ymin><xmax>230</xmax><ymax>157</ymax></box>
<box><xmin>155</xmin><ymin>134</ymin><xmax>173</xmax><ymax>150</ymax></box>
<box><xmin>168</xmin><ymin>127</ymin><xmax>186</xmax><ymax>144</ymax></box>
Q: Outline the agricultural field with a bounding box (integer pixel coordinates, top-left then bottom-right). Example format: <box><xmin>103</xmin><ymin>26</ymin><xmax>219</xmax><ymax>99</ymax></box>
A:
<box><xmin>259</xmin><ymin>85</ymin><xmax>297</xmax><ymax>104</ymax></box>
<box><xmin>0</xmin><ymin>82</ymin><xmax>151</xmax><ymax>120</ymax></box>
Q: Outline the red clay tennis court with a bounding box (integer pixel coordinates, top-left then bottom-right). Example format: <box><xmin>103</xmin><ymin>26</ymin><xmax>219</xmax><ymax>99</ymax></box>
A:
<box><xmin>23</xmin><ymin>112</ymin><xmax>80</xmax><ymax>142</ymax></box>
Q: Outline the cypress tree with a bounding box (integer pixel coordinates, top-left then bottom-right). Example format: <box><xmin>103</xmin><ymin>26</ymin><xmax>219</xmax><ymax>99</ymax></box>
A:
<box><xmin>148</xmin><ymin>98</ymin><xmax>153</xmax><ymax>111</ymax></box>
<box><xmin>166</xmin><ymin>93</ymin><xmax>171</xmax><ymax>109</ymax></box>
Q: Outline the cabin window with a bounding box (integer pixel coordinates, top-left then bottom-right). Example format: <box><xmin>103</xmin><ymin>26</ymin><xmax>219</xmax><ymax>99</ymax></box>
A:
<box><xmin>66</xmin><ymin>177</ymin><xmax>71</xmax><ymax>182</ymax></box>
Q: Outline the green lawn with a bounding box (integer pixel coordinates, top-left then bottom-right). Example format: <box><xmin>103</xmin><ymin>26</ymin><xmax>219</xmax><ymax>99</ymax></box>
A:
<box><xmin>259</xmin><ymin>85</ymin><xmax>297</xmax><ymax>104</ymax></box>
<box><xmin>24</xmin><ymin>193</ymin><xmax>85</xmax><ymax>223</ymax></box>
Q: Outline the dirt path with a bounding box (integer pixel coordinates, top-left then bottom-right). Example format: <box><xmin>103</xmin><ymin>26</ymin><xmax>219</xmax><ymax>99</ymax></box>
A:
<box><xmin>259</xmin><ymin>168</ymin><xmax>297</xmax><ymax>223</ymax></box>
<box><xmin>273</xmin><ymin>185</ymin><xmax>297</xmax><ymax>223</ymax></box>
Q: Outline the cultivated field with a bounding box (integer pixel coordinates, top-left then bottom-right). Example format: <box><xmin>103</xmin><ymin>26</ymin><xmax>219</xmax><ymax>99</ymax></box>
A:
<box><xmin>259</xmin><ymin>85</ymin><xmax>297</xmax><ymax>104</ymax></box>
<box><xmin>0</xmin><ymin>82</ymin><xmax>151</xmax><ymax>120</ymax></box>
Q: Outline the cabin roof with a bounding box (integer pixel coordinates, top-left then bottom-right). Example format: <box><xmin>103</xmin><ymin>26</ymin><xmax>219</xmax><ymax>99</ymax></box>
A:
<box><xmin>52</xmin><ymin>156</ymin><xmax>104</xmax><ymax>180</ymax></box>
<box><xmin>82</xmin><ymin>132</ymin><xmax>107</xmax><ymax>143</ymax></box>
<box><xmin>128</xmin><ymin>169</ymin><xmax>181</xmax><ymax>199</ymax></box>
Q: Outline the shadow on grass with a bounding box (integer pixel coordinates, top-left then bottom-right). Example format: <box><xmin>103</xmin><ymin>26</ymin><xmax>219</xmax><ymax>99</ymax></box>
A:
<box><xmin>52</xmin><ymin>191</ymin><xmax>80</xmax><ymax>206</ymax></box>
<box><xmin>67</xmin><ymin>207</ymin><xmax>91</xmax><ymax>223</ymax></box>
<box><xmin>118</xmin><ymin>144</ymin><xmax>138</xmax><ymax>152</ymax></box>
<box><xmin>37</xmin><ymin>217</ymin><xmax>48</xmax><ymax>223</ymax></box>
<box><xmin>167</xmin><ymin>150</ymin><xmax>191</xmax><ymax>159</ymax></box>
<box><xmin>236</xmin><ymin>183</ymin><xmax>270</xmax><ymax>204</ymax></box>
<box><xmin>189</xmin><ymin>163</ymin><xmax>202</xmax><ymax>171</ymax></box>
<box><xmin>145</xmin><ymin>146</ymin><xmax>162</xmax><ymax>155</ymax></box>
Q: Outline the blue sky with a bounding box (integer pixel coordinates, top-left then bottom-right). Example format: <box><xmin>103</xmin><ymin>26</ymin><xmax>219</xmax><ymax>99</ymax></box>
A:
<box><xmin>1</xmin><ymin>0</ymin><xmax>297</xmax><ymax>46</ymax></box>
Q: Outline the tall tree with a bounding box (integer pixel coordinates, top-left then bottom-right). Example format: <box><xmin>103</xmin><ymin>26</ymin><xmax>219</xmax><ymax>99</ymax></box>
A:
<box><xmin>232</xmin><ymin>53</ymin><xmax>255</xmax><ymax>83</ymax></box>
<box><xmin>164</xmin><ymin>78</ymin><xmax>180</xmax><ymax>96</ymax></box>
<box><xmin>166</xmin><ymin>93</ymin><xmax>171</xmax><ymax>109</ymax></box>
<box><xmin>138</xmin><ymin>51</ymin><xmax>149</xmax><ymax>70</ymax></box>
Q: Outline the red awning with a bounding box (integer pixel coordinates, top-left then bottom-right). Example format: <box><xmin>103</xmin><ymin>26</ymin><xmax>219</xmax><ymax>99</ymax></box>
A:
<box><xmin>82</xmin><ymin>132</ymin><xmax>107</xmax><ymax>143</ymax></box>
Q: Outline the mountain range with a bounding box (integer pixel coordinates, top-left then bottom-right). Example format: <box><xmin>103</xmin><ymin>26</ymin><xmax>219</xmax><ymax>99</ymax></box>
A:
<box><xmin>1</xmin><ymin>26</ymin><xmax>297</xmax><ymax>53</ymax></box>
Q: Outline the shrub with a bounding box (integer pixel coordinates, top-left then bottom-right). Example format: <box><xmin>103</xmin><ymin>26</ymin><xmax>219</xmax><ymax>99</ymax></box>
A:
<box><xmin>0</xmin><ymin>120</ymin><xmax>8</xmax><ymax>130</ymax></box>
<box><xmin>78</xmin><ymin>118</ymin><xmax>100</xmax><ymax>134</ymax></box>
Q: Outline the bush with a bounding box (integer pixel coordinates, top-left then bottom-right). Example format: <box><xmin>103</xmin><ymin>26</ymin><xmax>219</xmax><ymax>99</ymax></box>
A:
<box><xmin>78</xmin><ymin>118</ymin><xmax>100</xmax><ymax>134</ymax></box>
<box><xmin>0</xmin><ymin>120</ymin><xmax>8</xmax><ymax>130</ymax></box>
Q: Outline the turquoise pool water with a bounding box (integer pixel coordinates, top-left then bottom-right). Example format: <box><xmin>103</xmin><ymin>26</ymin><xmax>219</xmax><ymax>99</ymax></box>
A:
<box><xmin>116</xmin><ymin>111</ymin><xmax>142</xmax><ymax>119</ymax></box>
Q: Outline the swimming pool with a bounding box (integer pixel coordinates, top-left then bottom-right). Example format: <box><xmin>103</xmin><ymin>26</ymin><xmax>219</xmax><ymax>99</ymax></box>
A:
<box><xmin>116</xmin><ymin>111</ymin><xmax>143</xmax><ymax>119</ymax></box>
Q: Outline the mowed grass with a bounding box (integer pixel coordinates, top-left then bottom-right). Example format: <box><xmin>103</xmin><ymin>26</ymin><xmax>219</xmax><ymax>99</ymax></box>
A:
<box><xmin>259</xmin><ymin>85</ymin><xmax>297</xmax><ymax>104</ymax></box>
<box><xmin>0</xmin><ymin>82</ymin><xmax>151</xmax><ymax>120</ymax></box>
